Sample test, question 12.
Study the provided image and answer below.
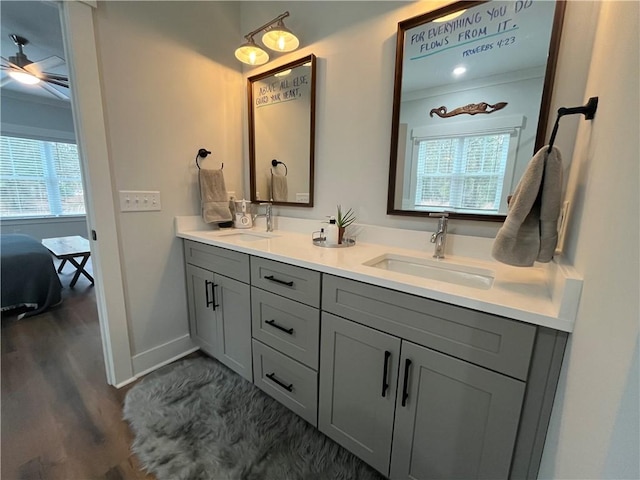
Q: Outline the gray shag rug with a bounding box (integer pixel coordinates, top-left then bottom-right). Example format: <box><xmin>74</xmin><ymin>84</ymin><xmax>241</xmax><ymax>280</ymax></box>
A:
<box><xmin>124</xmin><ymin>356</ymin><xmax>386</xmax><ymax>480</ymax></box>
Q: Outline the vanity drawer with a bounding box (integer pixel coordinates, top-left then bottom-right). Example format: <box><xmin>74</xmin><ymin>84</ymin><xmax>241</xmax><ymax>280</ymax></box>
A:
<box><xmin>251</xmin><ymin>257</ymin><xmax>321</xmax><ymax>307</ymax></box>
<box><xmin>251</xmin><ymin>288</ymin><xmax>320</xmax><ymax>369</ymax></box>
<box><xmin>252</xmin><ymin>339</ymin><xmax>318</xmax><ymax>426</ymax></box>
<box><xmin>184</xmin><ymin>240</ymin><xmax>249</xmax><ymax>283</ymax></box>
<box><xmin>322</xmin><ymin>275</ymin><xmax>536</xmax><ymax>380</ymax></box>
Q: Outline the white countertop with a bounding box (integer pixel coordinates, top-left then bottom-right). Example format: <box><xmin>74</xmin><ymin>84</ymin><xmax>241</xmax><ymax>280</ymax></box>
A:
<box><xmin>176</xmin><ymin>216</ymin><xmax>582</xmax><ymax>332</ymax></box>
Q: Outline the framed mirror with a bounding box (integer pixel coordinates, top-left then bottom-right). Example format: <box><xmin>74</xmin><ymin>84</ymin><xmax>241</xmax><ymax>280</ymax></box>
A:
<box><xmin>249</xmin><ymin>54</ymin><xmax>316</xmax><ymax>206</ymax></box>
<box><xmin>388</xmin><ymin>1</ymin><xmax>565</xmax><ymax>220</ymax></box>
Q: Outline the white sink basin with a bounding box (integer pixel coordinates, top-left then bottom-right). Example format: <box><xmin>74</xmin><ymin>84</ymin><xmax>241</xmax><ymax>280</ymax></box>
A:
<box><xmin>363</xmin><ymin>253</ymin><xmax>494</xmax><ymax>290</ymax></box>
<box><xmin>215</xmin><ymin>232</ymin><xmax>279</xmax><ymax>242</ymax></box>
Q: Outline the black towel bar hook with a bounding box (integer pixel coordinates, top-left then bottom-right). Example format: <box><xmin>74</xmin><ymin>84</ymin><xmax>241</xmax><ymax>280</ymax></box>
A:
<box><xmin>271</xmin><ymin>158</ymin><xmax>288</xmax><ymax>176</ymax></box>
<box><xmin>195</xmin><ymin>148</ymin><xmax>222</xmax><ymax>170</ymax></box>
<box><xmin>547</xmin><ymin>97</ymin><xmax>599</xmax><ymax>153</ymax></box>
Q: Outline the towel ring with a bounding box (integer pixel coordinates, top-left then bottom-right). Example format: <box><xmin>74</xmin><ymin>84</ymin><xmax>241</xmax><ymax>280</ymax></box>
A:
<box><xmin>547</xmin><ymin>97</ymin><xmax>599</xmax><ymax>153</ymax></box>
<box><xmin>195</xmin><ymin>148</ymin><xmax>223</xmax><ymax>170</ymax></box>
<box><xmin>271</xmin><ymin>159</ymin><xmax>287</xmax><ymax>176</ymax></box>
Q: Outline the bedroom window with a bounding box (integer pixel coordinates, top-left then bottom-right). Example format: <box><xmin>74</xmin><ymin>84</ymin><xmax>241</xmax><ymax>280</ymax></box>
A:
<box><xmin>0</xmin><ymin>135</ymin><xmax>85</xmax><ymax>218</ymax></box>
<box><xmin>412</xmin><ymin>132</ymin><xmax>511</xmax><ymax>214</ymax></box>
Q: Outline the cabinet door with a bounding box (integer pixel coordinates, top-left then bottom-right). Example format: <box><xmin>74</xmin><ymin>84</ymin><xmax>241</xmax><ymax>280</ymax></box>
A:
<box><xmin>318</xmin><ymin>313</ymin><xmax>400</xmax><ymax>476</ymax></box>
<box><xmin>390</xmin><ymin>341</ymin><xmax>525</xmax><ymax>480</ymax></box>
<box><xmin>215</xmin><ymin>273</ymin><xmax>253</xmax><ymax>381</ymax></box>
<box><xmin>185</xmin><ymin>264</ymin><xmax>217</xmax><ymax>356</ymax></box>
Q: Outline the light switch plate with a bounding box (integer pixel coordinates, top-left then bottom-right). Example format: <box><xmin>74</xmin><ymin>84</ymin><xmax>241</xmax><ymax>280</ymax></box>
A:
<box><xmin>119</xmin><ymin>190</ymin><xmax>161</xmax><ymax>212</ymax></box>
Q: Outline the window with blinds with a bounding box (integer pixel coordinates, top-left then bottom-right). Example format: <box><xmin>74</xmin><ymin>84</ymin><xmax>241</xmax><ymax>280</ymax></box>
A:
<box><xmin>414</xmin><ymin>133</ymin><xmax>510</xmax><ymax>213</ymax></box>
<box><xmin>0</xmin><ymin>135</ymin><xmax>85</xmax><ymax>218</ymax></box>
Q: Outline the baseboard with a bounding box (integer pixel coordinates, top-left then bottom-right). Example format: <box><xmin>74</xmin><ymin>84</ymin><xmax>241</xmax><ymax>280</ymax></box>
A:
<box><xmin>131</xmin><ymin>334</ymin><xmax>199</xmax><ymax>379</ymax></box>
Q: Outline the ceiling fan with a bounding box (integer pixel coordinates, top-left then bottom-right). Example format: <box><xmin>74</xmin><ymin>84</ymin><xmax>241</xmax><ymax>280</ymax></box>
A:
<box><xmin>1</xmin><ymin>34</ymin><xmax>69</xmax><ymax>99</ymax></box>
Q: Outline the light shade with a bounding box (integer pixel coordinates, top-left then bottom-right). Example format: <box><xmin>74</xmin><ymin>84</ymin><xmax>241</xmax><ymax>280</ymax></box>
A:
<box><xmin>261</xmin><ymin>21</ymin><xmax>299</xmax><ymax>53</ymax></box>
<box><xmin>234</xmin><ymin>38</ymin><xmax>269</xmax><ymax>66</ymax></box>
<box><xmin>433</xmin><ymin>10</ymin><xmax>466</xmax><ymax>23</ymax></box>
<box><xmin>8</xmin><ymin>70</ymin><xmax>40</xmax><ymax>85</ymax></box>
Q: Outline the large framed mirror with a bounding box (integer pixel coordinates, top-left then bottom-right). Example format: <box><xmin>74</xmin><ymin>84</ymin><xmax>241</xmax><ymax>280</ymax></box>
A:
<box><xmin>249</xmin><ymin>54</ymin><xmax>316</xmax><ymax>206</ymax></box>
<box><xmin>388</xmin><ymin>1</ymin><xmax>565</xmax><ymax>221</ymax></box>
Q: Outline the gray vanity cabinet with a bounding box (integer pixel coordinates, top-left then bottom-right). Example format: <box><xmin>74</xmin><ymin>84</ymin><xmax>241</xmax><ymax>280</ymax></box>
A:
<box><xmin>389</xmin><ymin>341</ymin><xmax>525</xmax><ymax>480</ymax></box>
<box><xmin>318</xmin><ymin>312</ymin><xmax>401</xmax><ymax>474</ymax></box>
<box><xmin>185</xmin><ymin>263</ymin><xmax>218</xmax><ymax>355</ymax></box>
<box><xmin>320</xmin><ymin>274</ymin><xmax>535</xmax><ymax>479</ymax></box>
<box><xmin>319</xmin><ymin>312</ymin><xmax>525</xmax><ymax>479</ymax></box>
<box><xmin>181</xmin><ymin>240</ymin><xmax>568</xmax><ymax>480</ymax></box>
<box><xmin>250</xmin><ymin>257</ymin><xmax>321</xmax><ymax>426</ymax></box>
<box><xmin>184</xmin><ymin>240</ymin><xmax>252</xmax><ymax>381</ymax></box>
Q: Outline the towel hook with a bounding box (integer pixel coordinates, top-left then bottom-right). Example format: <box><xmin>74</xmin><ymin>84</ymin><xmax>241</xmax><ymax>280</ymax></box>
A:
<box><xmin>547</xmin><ymin>97</ymin><xmax>599</xmax><ymax>153</ymax></box>
<box><xmin>195</xmin><ymin>148</ymin><xmax>222</xmax><ymax>170</ymax></box>
<box><xmin>271</xmin><ymin>159</ymin><xmax>288</xmax><ymax>176</ymax></box>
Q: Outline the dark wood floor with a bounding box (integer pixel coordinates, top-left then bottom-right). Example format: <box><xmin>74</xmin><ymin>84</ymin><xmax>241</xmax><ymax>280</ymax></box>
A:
<box><xmin>1</xmin><ymin>259</ymin><xmax>154</xmax><ymax>480</ymax></box>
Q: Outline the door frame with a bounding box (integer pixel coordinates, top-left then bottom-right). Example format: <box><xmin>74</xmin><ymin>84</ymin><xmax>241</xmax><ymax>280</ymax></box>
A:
<box><xmin>59</xmin><ymin>0</ymin><xmax>133</xmax><ymax>386</ymax></box>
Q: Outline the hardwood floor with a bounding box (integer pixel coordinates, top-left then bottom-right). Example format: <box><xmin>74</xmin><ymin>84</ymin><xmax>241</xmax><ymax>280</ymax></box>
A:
<box><xmin>1</xmin><ymin>259</ymin><xmax>154</xmax><ymax>480</ymax></box>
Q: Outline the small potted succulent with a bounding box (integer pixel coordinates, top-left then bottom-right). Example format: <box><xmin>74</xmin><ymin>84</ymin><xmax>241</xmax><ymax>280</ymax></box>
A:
<box><xmin>336</xmin><ymin>205</ymin><xmax>356</xmax><ymax>244</ymax></box>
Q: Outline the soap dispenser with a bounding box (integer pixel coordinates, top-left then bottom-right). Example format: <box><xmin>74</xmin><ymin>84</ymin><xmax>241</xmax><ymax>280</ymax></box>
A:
<box><xmin>326</xmin><ymin>216</ymin><xmax>338</xmax><ymax>244</ymax></box>
<box><xmin>234</xmin><ymin>199</ymin><xmax>253</xmax><ymax>229</ymax></box>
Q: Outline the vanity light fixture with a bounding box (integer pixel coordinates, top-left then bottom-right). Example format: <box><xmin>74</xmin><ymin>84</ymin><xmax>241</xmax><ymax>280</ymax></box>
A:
<box><xmin>235</xmin><ymin>38</ymin><xmax>270</xmax><ymax>66</ymax></box>
<box><xmin>274</xmin><ymin>69</ymin><xmax>292</xmax><ymax>77</ymax></box>
<box><xmin>235</xmin><ymin>11</ymin><xmax>300</xmax><ymax>66</ymax></box>
<box><xmin>433</xmin><ymin>9</ymin><xmax>466</xmax><ymax>23</ymax></box>
<box><xmin>453</xmin><ymin>66</ymin><xmax>467</xmax><ymax>76</ymax></box>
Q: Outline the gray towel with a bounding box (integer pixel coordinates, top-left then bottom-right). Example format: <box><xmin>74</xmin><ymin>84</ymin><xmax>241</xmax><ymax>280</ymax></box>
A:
<box><xmin>271</xmin><ymin>174</ymin><xmax>288</xmax><ymax>202</ymax></box>
<box><xmin>199</xmin><ymin>169</ymin><xmax>232</xmax><ymax>223</ymax></box>
<box><xmin>491</xmin><ymin>146</ymin><xmax>563</xmax><ymax>266</ymax></box>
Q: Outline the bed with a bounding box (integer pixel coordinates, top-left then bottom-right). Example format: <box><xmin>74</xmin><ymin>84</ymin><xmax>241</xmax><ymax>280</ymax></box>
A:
<box><xmin>1</xmin><ymin>233</ymin><xmax>62</xmax><ymax>318</ymax></box>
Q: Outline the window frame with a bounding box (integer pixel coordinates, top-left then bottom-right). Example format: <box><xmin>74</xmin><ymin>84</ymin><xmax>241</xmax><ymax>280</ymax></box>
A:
<box><xmin>1</xmin><ymin>126</ymin><xmax>86</xmax><ymax>220</ymax></box>
<box><xmin>406</xmin><ymin>115</ymin><xmax>524</xmax><ymax>215</ymax></box>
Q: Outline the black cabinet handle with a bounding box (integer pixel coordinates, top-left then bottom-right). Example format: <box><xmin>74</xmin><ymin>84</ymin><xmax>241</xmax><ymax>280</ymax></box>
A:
<box><xmin>205</xmin><ymin>280</ymin><xmax>213</xmax><ymax>308</ymax></box>
<box><xmin>381</xmin><ymin>350</ymin><xmax>391</xmax><ymax>397</ymax></box>
<box><xmin>265</xmin><ymin>319</ymin><xmax>294</xmax><ymax>335</ymax></box>
<box><xmin>401</xmin><ymin>358</ymin><xmax>412</xmax><ymax>407</ymax></box>
<box><xmin>211</xmin><ymin>282</ymin><xmax>219</xmax><ymax>311</ymax></box>
<box><xmin>266</xmin><ymin>372</ymin><xmax>293</xmax><ymax>392</ymax></box>
<box><xmin>264</xmin><ymin>275</ymin><xmax>294</xmax><ymax>287</ymax></box>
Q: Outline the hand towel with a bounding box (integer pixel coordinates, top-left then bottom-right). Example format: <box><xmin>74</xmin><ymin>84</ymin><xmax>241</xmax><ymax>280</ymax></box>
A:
<box><xmin>491</xmin><ymin>146</ymin><xmax>563</xmax><ymax>267</ymax></box>
<box><xmin>271</xmin><ymin>174</ymin><xmax>288</xmax><ymax>202</ymax></box>
<box><xmin>537</xmin><ymin>148</ymin><xmax>563</xmax><ymax>262</ymax></box>
<box><xmin>199</xmin><ymin>169</ymin><xmax>232</xmax><ymax>223</ymax></box>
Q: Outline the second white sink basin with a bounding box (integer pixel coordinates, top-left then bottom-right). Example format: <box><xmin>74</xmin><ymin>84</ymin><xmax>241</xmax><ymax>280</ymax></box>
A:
<box><xmin>363</xmin><ymin>253</ymin><xmax>494</xmax><ymax>290</ymax></box>
<box><xmin>215</xmin><ymin>232</ymin><xmax>279</xmax><ymax>242</ymax></box>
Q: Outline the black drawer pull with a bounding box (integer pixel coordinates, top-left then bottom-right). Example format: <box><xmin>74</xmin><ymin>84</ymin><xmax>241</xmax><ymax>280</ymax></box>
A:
<box><xmin>265</xmin><ymin>319</ymin><xmax>294</xmax><ymax>335</ymax></box>
<box><xmin>212</xmin><ymin>282</ymin><xmax>219</xmax><ymax>311</ymax></box>
<box><xmin>264</xmin><ymin>275</ymin><xmax>294</xmax><ymax>287</ymax></box>
<box><xmin>401</xmin><ymin>358</ymin><xmax>412</xmax><ymax>407</ymax></box>
<box><xmin>381</xmin><ymin>350</ymin><xmax>391</xmax><ymax>397</ymax></box>
<box><xmin>266</xmin><ymin>372</ymin><xmax>293</xmax><ymax>392</ymax></box>
<box><xmin>205</xmin><ymin>280</ymin><xmax>217</xmax><ymax>309</ymax></box>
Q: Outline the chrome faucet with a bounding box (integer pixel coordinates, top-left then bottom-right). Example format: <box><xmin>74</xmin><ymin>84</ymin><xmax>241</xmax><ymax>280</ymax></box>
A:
<box><xmin>429</xmin><ymin>213</ymin><xmax>449</xmax><ymax>259</ymax></box>
<box><xmin>254</xmin><ymin>202</ymin><xmax>273</xmax><ymax>232</ymax></box>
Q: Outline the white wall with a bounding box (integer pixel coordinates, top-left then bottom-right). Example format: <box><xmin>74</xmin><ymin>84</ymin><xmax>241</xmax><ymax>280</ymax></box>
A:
<box><xmin>92</xmin><ymin>1</ymin><xmax>243</xmax><ymax>371</ymax></box>
<box><xmin>238</xmin><ymin>1</ymin><xmax>593</xmax><ymax>239</ymax></box>
<box><xmin>0</xmin><ymin>90</ymin><xmax>75</xmax><ymax>139</ymax></box>
<box><xmin>0</xmin><ymin>216</ymin><xmax>87</xmax><ymax>241</ymax></box>
<box><xmin>538</xmin><ymin>2</ymin><xmax>639</xmax><ymax>478</ymax></box>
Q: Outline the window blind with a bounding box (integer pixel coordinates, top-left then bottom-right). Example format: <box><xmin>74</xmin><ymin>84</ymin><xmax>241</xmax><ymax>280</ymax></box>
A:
<box><xmin>414</xmin><ymin>133</ymin><xmax>510</xmax><ymax>213</ymax></box>
<box><xmin>0</xmin><ymin>135</ymin><xmax>85</xmax><ymax>218</ymax></box>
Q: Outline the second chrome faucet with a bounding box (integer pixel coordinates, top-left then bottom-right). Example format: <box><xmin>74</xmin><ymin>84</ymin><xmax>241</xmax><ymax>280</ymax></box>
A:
<box><xmin>429</xmin><ymin>212</ymin><xmax>449</xmax><ymax>259</ymax></box>
<box><xmin>253</xmin><ymin>202</ymin><xmax>273</xmax><ymax>232</ymax></box>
